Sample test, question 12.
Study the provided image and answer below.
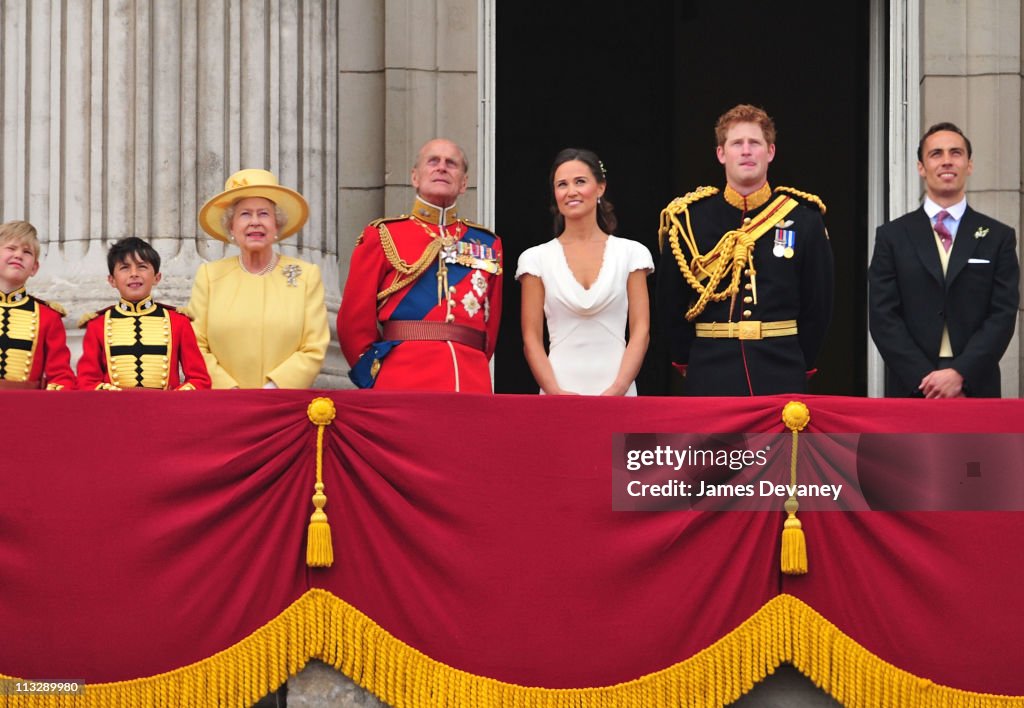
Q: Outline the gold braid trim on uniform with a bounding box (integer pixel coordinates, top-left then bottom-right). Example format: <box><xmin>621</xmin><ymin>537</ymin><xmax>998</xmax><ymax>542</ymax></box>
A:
<box><xmin>658</xmin><ymin>186</ymin><xmax>718</xmax><ymax>252</ymax></box>
<box><xmin>775</xmin><ymin>186</ymin><xmax>827</xmax><ymax>215</ymax></box>
<box><xmin>375</xmin><ymin>222</ymin><xmax>443</xmax><ymax>301</ymax></box>
<box><xmin>659</xmin><ymin>189</ymin><xmax>801</xmax><ymax>321</ymax></box>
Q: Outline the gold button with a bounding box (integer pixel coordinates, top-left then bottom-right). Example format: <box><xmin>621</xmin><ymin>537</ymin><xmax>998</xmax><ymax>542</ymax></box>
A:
<box><xmin>743</xmin><ymin>310</ymin><xmax>752</xmax><ymax>318</ymax></box>
<box><xmin>744</xmin><ymin>283</ymin><xmax>752</xmax><ymax>291</ymax></box>
<box><xmin>743</xmin><ymin>217</ymin><xmax>752</xmax><ymax>224</ymax></box>
<box><xmin>743</xmin><ymin>296</ymin><xmax>753</xmax><ymax>304</ymax></box>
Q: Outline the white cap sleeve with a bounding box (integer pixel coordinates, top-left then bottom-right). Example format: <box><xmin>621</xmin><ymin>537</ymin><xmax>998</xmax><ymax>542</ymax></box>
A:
<box><xmin>515</xmin><ymin>245</ymin><xmax>543</xmax><ymax>280</ymax></box>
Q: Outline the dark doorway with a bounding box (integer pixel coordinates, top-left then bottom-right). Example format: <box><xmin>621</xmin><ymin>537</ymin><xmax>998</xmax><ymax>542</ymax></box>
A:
<box><xmin>494</xmin><ymin>2</ymin><xmax>870</xmax><ymax>396</ymax></box>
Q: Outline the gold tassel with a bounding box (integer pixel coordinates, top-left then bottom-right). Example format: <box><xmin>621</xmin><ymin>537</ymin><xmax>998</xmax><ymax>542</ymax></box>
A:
<box><xmin>781</xmin><ymin>401</ymin><xmax>810</xmax><ymax>575</ymax></box>
<box><xmin>306</xmin><ymin>397</ymin><xmax>337</xmax><ymax>567</ymax></box>
<box><xmin>781</xmin><ymin>497</ymin><xmax>807</xmax><ymax>575</ymax></box>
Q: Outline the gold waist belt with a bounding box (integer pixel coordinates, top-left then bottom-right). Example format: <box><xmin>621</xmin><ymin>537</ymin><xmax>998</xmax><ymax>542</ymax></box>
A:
<box><xmin>695</xmin><ymin>320</ymin><xmax>798</xmax><ymax>340</ymax></box>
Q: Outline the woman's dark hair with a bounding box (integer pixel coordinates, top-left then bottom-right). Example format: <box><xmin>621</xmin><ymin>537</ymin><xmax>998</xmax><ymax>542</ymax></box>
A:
<box><xmin>549</xmin><ymin>148</ymin><xmax>618</xmax><ymax>236</ymax></box>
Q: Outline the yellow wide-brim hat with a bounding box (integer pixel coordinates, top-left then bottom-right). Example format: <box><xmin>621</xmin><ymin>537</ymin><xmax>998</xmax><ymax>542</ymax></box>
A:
<box><xmin>199</xmin><ymin>168</ymin><xmax>309</xmax><ymax>242</ymax></box>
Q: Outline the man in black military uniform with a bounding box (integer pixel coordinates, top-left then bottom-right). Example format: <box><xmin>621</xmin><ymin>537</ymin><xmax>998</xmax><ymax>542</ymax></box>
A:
<box><xmin>656</xmin><ymin>104</ymin><xmax>833</xmax><ymax>395</ymax></box>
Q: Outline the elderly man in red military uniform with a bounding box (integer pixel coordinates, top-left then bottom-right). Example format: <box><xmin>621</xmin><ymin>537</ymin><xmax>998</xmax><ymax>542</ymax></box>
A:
<box><xmin>338</xmin><ymin>138</ymin><xmax>503</xmax><ymax>392</ymax></box>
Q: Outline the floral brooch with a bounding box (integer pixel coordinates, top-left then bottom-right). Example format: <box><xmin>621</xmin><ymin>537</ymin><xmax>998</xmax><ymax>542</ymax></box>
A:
<box><xmin>282</xmin><ymin>264</ymin><xmax>302</xmax><ymax>287</ymax></box>
<box><xmin>974</xmin><ymin>227</ymin><xmax>989</xmax><ymax>239</ymax></box>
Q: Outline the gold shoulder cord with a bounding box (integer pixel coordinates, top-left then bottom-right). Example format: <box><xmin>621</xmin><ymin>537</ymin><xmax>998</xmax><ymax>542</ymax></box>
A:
<box><xmin>375</xmin><ymin>222</ymin><xmax>442</xmax><ymax>301</ymax></box>
<box><xmin>659</xmin><ymin>188</ymin><xmax>800</xmax><ymax>321</ymax></box>
<box><xmin>659</xmin><ymin>186</ymin><xmax>749</xmax><ymax>321</ymax></box>
<box><xmin>775</xmin><ymin>186</ymin><xmax>827</xmax><ymax>215</ymax></box>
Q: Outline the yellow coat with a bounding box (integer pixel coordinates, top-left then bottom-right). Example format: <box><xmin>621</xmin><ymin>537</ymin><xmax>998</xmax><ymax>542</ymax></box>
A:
<box><xmin>186</xmin><ymin>254</ymin><xmax>329</xmax><ymax>389</ymax></box>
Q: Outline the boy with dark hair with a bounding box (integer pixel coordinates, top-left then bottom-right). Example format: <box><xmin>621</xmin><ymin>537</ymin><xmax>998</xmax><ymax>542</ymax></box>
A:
<box><xmin>0</xmin><ymin>220</ymin><xmax>76</xmax><ymax>390</ymax></box>
<box><xmin>77</xmin><ymin>237</ymin><xmax>210</xmax><ymax>390</ymax></box>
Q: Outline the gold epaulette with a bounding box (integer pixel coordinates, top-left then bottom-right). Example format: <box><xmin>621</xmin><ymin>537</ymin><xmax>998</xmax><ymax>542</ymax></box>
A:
<box><xmin>37</xmin><ymin>299</ymin><xmax>67</xmax><ymax>317</ymax></box>
<box><xmin>77</xmin><ymin>306</ymin><xmax>111</xmax><ymax>329</ymax></box>
<box><xmin>457</xmin><ymin>218</ymin><xmax>497</xmax><ymax>237</ymax></box>
<box><xmin>369</xmin><ymin>215</ymin><xmax>410</xmax><ymax>228</ymax></box>
<box><xmin>775</xmin><ymin>186</ymin><xmax>826</xmax><ymax>215</ymax></box>
<box><xmin>358</xmin><ymin>215</ymin><xmax>411</xmax><ymax>247</ymax></box>
<box><xmin>658</xmin><ymin>186</ymin><xmax>719</xmax><ymax>250</ymax></box>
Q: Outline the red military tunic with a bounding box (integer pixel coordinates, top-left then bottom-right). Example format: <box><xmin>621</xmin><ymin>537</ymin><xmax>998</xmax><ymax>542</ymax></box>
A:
<box><xmin>0</xmin><ymin>287</ymin><xmax>76</xmax><ymax>390</ymax></box>
<box><xmin>77</xmin><ymin>298</ymin><xmax>211</xmax><ymax>390</ymax></box>
<box><xmin>338</xmin><ymin>197</ymin><xmax>503</xmax><ymax>392</ymax></box>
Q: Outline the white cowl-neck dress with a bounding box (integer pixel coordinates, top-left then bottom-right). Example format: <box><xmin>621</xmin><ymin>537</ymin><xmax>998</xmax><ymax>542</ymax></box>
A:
<box><xmin>516</xmin><ymin>235</ymin><xmax>654</xmax><ymax>395</ymax></box>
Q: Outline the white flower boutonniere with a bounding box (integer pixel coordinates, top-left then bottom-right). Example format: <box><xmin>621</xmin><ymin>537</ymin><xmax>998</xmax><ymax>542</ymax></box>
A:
<box><xmin>974</xmin><ymin>227</ymin><xmax>989</xmax><ymax>239</ymax></box>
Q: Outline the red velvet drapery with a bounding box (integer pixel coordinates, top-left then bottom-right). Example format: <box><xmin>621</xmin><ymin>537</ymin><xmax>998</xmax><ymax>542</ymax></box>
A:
<box><xmin>2</xmin><ymin>392</ymin><xmax>1022</xmax><ymax>702</ymax></box>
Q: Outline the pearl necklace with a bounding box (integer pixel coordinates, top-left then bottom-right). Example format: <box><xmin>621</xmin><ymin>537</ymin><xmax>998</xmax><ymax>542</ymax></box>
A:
<box><xmin>239</xmin><ymin>252</ymin><xmax>279</xmax><ymax>276</ymax></box>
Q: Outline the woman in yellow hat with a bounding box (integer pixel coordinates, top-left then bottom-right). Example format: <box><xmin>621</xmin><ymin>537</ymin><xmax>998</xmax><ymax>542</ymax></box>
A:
<box><xmin>186</xmin><ymin>169</ymin><xmax>329</xmax><ymax>388</ymax></box>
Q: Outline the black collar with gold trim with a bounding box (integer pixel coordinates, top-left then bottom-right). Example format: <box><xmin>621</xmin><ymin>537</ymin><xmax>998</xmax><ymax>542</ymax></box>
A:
<box><xmin>114</xmin><ymin>297</ymin><xmax>157</xmax><ymax>316</ymax></box>
<box><xmin>0</xmin><ymin>287</ymin><xmax>29</xmax><ymax>307</ymax></box>
<box><xmin>410</xmin><ymin>196</ymin><xmax>459</xmax><ymax>225</ymax></box>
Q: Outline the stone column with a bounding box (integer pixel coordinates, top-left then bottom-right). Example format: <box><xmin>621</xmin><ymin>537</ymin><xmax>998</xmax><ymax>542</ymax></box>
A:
<box><xmin>919</xmin><ymin>0</ymin><xmax>1022</xmax><ymax>396</ymax></box>
<box><xmin>337</xmin><ymin>0</ymin><xmax>386</xmax><ymax>300</ymax></box>
<box><xmin>0</xmin><ymin>0</ymin><xmax>343</xmax><ymax>385</ymax></box>
<box><xmin>381</xmin><ymin>0</ymin><xmax>480</xmax><ymax>221</ymax></box>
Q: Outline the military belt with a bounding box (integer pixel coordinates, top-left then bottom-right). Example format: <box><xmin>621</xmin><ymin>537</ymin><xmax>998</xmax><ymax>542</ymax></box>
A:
<box><xmin>695</xmin><ymin>320</ymin><xmax>798</xmax><ymax>340</ymax></box>
<box><xmin>382</xmin><ymin>320</ymin><xmax>486</xmax><ymax>352</ymax></box>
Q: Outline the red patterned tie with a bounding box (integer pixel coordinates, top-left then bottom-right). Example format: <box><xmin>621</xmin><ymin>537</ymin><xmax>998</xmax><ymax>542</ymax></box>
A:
<box><xmin>934</xmin><ymin>210</ymin><xmax>953</xmax><ymax>252</ymax></box>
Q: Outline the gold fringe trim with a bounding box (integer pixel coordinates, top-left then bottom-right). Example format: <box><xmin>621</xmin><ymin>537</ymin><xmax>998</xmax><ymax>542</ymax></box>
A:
<box><xmin>5</xmin><ymin>592</ymin><xmax>1021</xmax><ymax>707</ymax></box>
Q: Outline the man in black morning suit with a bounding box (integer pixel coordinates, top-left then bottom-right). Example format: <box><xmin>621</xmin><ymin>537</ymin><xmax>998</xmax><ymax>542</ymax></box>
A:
<box><xmin>869</xmin><ymin>122</ymin><xmax>1019</xmax><ymax>398</ymax></box>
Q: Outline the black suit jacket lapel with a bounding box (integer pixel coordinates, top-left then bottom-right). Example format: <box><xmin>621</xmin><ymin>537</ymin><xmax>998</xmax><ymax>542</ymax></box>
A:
<box><xmin>945</xmin><ymin>206</ymin><xmax>979</xmax><ymax>286</ymax></box>
<box><xmin>909</xmin><ymin>208</ymin><xmax>945</xmax><ymax>286</ymax></box>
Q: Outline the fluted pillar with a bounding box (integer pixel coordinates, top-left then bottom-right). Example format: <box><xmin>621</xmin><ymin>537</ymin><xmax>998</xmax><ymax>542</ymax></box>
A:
<box><xmin>0</xmin><ymin>0</ymin><xmax>342</xmax><ymax>385</ymax></box>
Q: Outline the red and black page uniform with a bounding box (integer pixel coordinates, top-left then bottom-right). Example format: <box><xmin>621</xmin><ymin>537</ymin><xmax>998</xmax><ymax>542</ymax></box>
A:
<box><xmin>656</xmin><ymin>184</ymin><xmax>833</xmax><ymax>396</ymax></box>
<box><xmin>0</xmin><ymin>287</ymin><xmax>76</xmax><ymax>390</ymax></box>
<box><xmin>338</xmin><ymin>197</ymin><xmax>503</xmax><ymax>392</ymax></box>
<box><xmin>77</xmin><ymin>297</ymin><xmax>211</xmax><ymax>391</ymax></box>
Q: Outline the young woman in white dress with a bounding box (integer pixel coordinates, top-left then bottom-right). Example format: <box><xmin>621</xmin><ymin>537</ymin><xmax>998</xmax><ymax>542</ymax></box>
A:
<box><xmin>516</xmin><ymin>149</ymin><xmax>654</xmax><ymax>395</ymax></box>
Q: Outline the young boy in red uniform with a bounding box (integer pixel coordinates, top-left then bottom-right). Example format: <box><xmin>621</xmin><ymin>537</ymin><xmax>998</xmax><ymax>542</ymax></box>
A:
<box><xmin>77</xmin><ymin>237</ymin><xmax>210</xmax><ymax>390</ymax></box>
<box><xmin>0</xmin><ymin>220</ymin><xmax>76</xmax><ymax>390</ymax></box>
